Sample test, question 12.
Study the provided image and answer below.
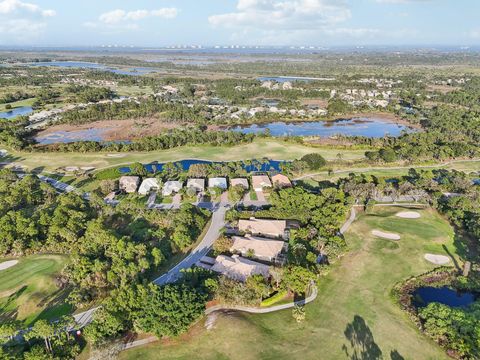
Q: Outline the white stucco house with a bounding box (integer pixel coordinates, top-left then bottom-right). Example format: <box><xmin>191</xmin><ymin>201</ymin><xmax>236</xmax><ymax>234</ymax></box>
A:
<box><xmin>162</xmin><ymin>180</ymin><xmax>183</xmax><ymax>196</ymax></box>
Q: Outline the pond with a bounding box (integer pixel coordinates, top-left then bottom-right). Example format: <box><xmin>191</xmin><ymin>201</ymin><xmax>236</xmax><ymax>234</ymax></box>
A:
<box><xmin>0</xmin><ymin>106</ymin><xmax>33</xmax><ymax>119</ymax></box>
<box><xmin>229</xmin><ymin>118</ymin><xmax>411</xmax><ymax>138</ymax></box>
<box><xmin>413</xmin><ymin>286</ymin><xmax>478</xmax><ymax>308</ymax></box>
<box><xmin>119</xmin><ymin>159</ymin><xmax>287</xmax><ymax>174</ymax></box>
<box><xmin>26</xmin><ymin>61</ymin><xmax>157</xmax><ymax>76</ymax></box>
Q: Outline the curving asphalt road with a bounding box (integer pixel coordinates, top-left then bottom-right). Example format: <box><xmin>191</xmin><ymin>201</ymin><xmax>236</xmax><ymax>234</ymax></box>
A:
<box><xmin>154</xmin><ymin>203</ymin><xmax>228</xmax><ymax>285</ymax></box>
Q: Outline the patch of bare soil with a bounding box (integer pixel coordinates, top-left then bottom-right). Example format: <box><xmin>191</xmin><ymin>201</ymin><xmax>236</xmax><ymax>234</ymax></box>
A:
<box><xmin>36</xmin><ymin>118</ymin><xmax>180</xmax><ymax>142</ymax></box>
<box><xmin>300</xmin><ymin>98</ymin><xmax>328</xmax><ymax>108</ymax></box>
<box><xmin>427</xmin><ymin>84</ymin><xmax>460</xmax><ymax>94</ymax></box>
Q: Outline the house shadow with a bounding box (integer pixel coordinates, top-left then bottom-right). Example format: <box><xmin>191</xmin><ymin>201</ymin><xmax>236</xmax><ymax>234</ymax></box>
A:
<box><xmin>342</xmin><ymin>315</ymin><xmax>383</xmax><ymax>360</ymax></box>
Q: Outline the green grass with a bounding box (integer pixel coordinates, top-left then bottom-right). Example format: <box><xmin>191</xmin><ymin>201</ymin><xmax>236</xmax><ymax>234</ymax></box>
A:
<box><xmin>5</xmin><ymin>139</ymin><xmax>367</xmax><ymax>172</ymax></box>
<box><xmin>0</xmin><ymin>98</ymin><xmax>35</xmax><ymax>112</ymax></box>
<box><xmin>0</xmin><ymin>255</ymin><xmax>72</xmax><ymax>325</ymax></box>
<box><xmin>260</xmin><ymin>290</ymin><xmax>289</xmax><ymax>307</ymax></box>
<box><xmin>120</xmin><ymin>206</ymin><xmax>457</xmax><ymax>360</ymax></box>
<box><xmin>308</xmin><ymin>159</ymin><xmax>480</xmax><ymax>182</ymax></box>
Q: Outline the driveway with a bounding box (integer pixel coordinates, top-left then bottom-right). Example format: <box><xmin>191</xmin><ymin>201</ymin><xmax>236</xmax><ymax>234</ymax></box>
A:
<box><xmin>153</xmin><ymin>204</ymin><xmax>227</xmax><ymax>285</ymax></box>
<box><xmin>172</xmin><ymin>193</ymin><xmax>181</xmax><ymax>206</ymax></box>
<box><xmin>255</xmin><ymin>190</ymin><xmax>266</xmax><ymax>202</ymax></box>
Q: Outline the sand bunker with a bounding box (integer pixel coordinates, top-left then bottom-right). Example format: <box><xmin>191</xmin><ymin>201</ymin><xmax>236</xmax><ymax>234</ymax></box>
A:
<box><xmin>424</xmin><ymin>254</ymin><xmax>451</xmax><ymax>265</ymax></box>
<box><xmin>106</xmin><ymin>154</ymin><xmax>126</xmax><ymax>158</ymax></box>
<box><xmin>372</xmin><ymin>230</ymin><xmax>401</xmax><ymax>240</ymax></box>
<box><xmin>396</xmin><ymin>211</ymin><xmax>421</xmax><ymax>219</ymax></box>
<box><xmin>0</xmin><ymin>260</ymin><xmax>18</xmax><ymax>271</ymax></box>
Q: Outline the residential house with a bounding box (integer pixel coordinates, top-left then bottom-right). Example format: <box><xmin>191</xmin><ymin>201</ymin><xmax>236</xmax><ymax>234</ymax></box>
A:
<box><xmin>187</xmin><ymin>178</ymin><xmax>205</xmax><ymax>193</ymax></box>
<box><xmin>238</xmin><ymin>218</ymin><xmax>288</xmax><ymax>239</ymax></box>
<box><xmin>138</xmin><ymin>178</ymin><xmax>160</xmax><ymax>195</ymax></box>
<box><xmin>251</xmin><ymin>175</ymin><xmax>272</xmax><ymax>192</ymax></box>
<box><xmin>211</xmin><ymin>255</ymin><xmax>270</xmax><ymax>282</ymax></box>
<box><xmin>230</xmin><ymin>235</ymin><xmax>285</xmax><ymax>262</ymax></box>
<box><xmin>208</xmin><ymin>177</ymin><xmax>228</xmax><ymax>190</ymax></box>
<box><xmin>271</xmin><ymin>174</ymin><xmax>292</xmax><ymax>188</ymax></box>
<box><xmin>230</xmin><ymin>178</ymin><xmax>249</xmax><ymax>189</ymax></box>
<box><xmin>162</xmin><ymin>180</ymin><xmax>183</xmax><ymax>196</ymax></box>
<box><xmin>119</xmin><ymin>176</ymin><xmax>140</xmax><ymax>193</ymax></box>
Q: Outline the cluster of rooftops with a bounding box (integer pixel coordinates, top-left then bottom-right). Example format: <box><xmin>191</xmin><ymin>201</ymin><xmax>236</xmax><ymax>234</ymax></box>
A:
<box><xmin>118</xmin><ymin>173</ymin><xmax>293</xmax><ymax>195</ymax></box>
<box><xmin>198</xmin><ymin>218</ymin><xmax>298</xmax><ymax>282</ymax></box>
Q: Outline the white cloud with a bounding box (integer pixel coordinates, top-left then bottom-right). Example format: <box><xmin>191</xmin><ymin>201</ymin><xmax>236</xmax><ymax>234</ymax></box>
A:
<box><xmin>151</xmin><ymin>8</ymin><xmax>178</xmax><ymax>19</ymax></box>
<box><xmin>99</xmin><ymin>9</ymin><xmax>126</xmax><ymax>24</ymax></box>
<box><xmin>88</xmin><ymin>7</ymin><xmax>178</xmax><ymax>32</ymax></box>
<box><xmin>209</xmin><ymin>0</ymin><xmax>351</xmax><ymax>30</ymax></box>
<box><xmin>0</xmin><ymin>0</ymin><xmax>55</xmax><ymax>42</ymax></box>
<box><xmin>470</xmin><ymin>29</ymin><xmax>480</xmax><ymax>39</ymax></box>
<box><xmin>98</xmin><ymin>7</ymin><xmax>178</xmax><ymax>25</ymax></box>
<box><xmin>208</xmin><ymin>0</ymin><xmax>383</xmax><ymax>44</ymax></box>
<box><xmin>0</xmin><ymin>0</ymin><xmax>55</xmax><ymax>16</ymax></box>
<box><xmin>375</xmin><ymin>0</ymin><xmax>429</xmax><ymax>3</ymax></box>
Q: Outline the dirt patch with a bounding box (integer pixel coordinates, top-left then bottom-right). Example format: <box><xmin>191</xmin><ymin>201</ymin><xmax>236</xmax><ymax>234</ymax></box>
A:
<box><xmin>0</xmin><ymin>259</ymin><xmax>18</xmax><ymax>271</ymax></box>
<box><xmin>372</xmin><ymin>230</ymin><xmax>401</xmax><ymax>240</ymax></box>
<box><xmin>396</xmin><ymin>211</ymin><xmax>421</xmax><ymax>219</ymax></box>
<box><xmin>330</xmin><ymin>111</ymin><xmax>421</xmax><ymax>129</ymax></box>
<box><xmin>426</xmin><ymin>84</ymin><xmax>460</xmax><ymax>94</ymax></box>
<box><xmin>300</xmin><ymin>98</ymin><xmax>328</xmax><ymax>108</ymax></box>
<box><xmin>35</xmin><ymin>118</ymin><xmax>180</xmax><ymax>142</ymax></box>
<box><xmin>424</xmin><ymin>254</ymin><xmax>451</xmax><ymax>265</ymax></box>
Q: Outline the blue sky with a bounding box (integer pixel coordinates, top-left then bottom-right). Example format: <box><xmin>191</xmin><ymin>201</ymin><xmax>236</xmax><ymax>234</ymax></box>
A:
<box><xmin>0</xmin><ymin>0</ymin><xmax>478</xmax><ymax>47</ymax></box>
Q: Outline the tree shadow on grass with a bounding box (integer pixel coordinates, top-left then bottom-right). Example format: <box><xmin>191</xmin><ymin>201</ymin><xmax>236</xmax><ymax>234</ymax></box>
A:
<box><xmin>442</xmin><ymin>244</ymin><xmax>460</xmax><ymax>271</ymax></box>
<box><xmin>0</xmin><ymin>285</ymin><xmax>27</xmax><ymax>321</ymax></box>
<box><xmin>390</xmin><ymin>349</ymin><xmax>405</xmax><ymax>360</ymax></box>
<box><xmin>452</xmin><ymin>231</ymin><xmax>478</xmax><ymax>263</ymax></box>
<box><xmin>342</xmin><ymin>315</ymin><xmax>383</xmax><ymax>360</ymax></box>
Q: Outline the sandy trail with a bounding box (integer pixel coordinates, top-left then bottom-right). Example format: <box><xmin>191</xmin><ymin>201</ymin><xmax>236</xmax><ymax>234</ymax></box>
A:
<box><xmin>0</xmin><ymin>260</ymin><xmax>18</xmax><ymax>271</ymax></box>
<box><xmin>396</xmin><ymin>211</ymin><xmax>421</xmax><ymax>219</ymax></box>
<box><xmin>424</xmin><ymin>254</ymin><xmax>451</xmax><ymax>265</ymax></box>
<box><xmin>372</xmin><ymin>230</ymin><xmax>401</xmax><ymax>240</ymax></box>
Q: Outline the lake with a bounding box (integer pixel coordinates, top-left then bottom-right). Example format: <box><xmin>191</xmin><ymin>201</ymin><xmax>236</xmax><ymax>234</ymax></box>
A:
<box><xmin>0</xmin><ymin>106</ymin><xmax>33</xmax><ymax>119</ymax></box>
<box><xmin>26</xmin><ymin>61</ymin><xmax>157</xmax><ymax>76</ymax></box>
<box><xmin>229</xmin><ymin>118</ymin><xmax>411</xmax><ymax>138</ymax></box>
<box><xmin>119</xmin><ymin>159</ymin><xmax>286</xmax><ymax>174</ymax></box>
<box><xmin>413</xmin><ymin>286</ymin><xmax>478</xmax><ymax>308</ymax></box>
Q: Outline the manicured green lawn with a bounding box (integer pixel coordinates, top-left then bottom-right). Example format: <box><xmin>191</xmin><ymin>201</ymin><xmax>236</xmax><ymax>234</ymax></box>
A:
<box><xmin>0</xmin><ymin>98</ymin><xmax>35</xmax><ymax>112</ymax></box>
<box><xmin>120</xmin><ymin>206</ymin><xmax>456</xmax><ymax>360</ymax></box>
<box><xmin>308</xmin><ymin>159</ymin><xmax>480</xmax><ymax>182</ymax></box>
<box><xmin>5</xmin><ymin>139</ymin><xmax>367</xmax><ymax>172</ymax></box>
<box><xmin>0</xmin><ymin>255</ymin><xmax>72</xmax><ymax>325</ymax></box>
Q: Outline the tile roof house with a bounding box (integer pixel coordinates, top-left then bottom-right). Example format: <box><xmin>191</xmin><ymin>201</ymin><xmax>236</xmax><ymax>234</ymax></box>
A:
<box><xmin>208</xmin><ymin>177</ymin><xmax>228</xmax><ymax>190</ymax></box>
<box><xmin>230</xmin><ymin>178</ymin><xmax>249</xmax><ymax>189</ymax></box>
<box><xmin>238</xmin><ymin>218</ymin><xmax>288</xmax><ymax>239</ymax></box>
<box><xmin>230</xmin><ymin>235</ymin><xmax>285</xmax><ymax>262</ymax></box>
<box><xmin>251</xmin><ymin>175</ymin><xmax>272</xmax><ymax>192</ymax></box>
<box><xmin>187</xmin><ymin>178</ymin><xmax>205</xmax><ymax>192</ymax></box>
<box><xmin>119</xmin><ymin>176</ymin><xmax>140</xmax><ymax>193</ymax></box>
<box><xmin>211</xmin><ymin>255</ymin><xmax>270</xmax><ymax>282</ymax></box>
<box><xmin>138</xmin><ymin>178</ymin><xmax>160</xmax><ymax>195</ymax></box>
<box><xmin>271</xmin><ymin>174</ymin><xmax>292</xmax><ymax>188</ymax></box>
<box><xmin>162</xmin><ymin>180</ymin><xmax>183</xmax><ymax>196</ymax></box>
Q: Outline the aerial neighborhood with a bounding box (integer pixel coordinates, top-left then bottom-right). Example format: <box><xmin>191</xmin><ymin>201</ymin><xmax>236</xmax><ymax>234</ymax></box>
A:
<box><xmin>113</xmin><ymin>172</ymin><xmax>293</xmax><ymax>208</ymax></box>
<box><xmin>1</xmin><ymin>7</ymin><xmax>480</xmax><ymax>359</ymax></box>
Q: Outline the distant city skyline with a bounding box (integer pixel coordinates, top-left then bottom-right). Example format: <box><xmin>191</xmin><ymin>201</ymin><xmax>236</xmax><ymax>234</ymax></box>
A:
<box><xmin>0</xmin><ymin>0</ymin><xmax>478</xmax><ymax>47</ymax></box>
